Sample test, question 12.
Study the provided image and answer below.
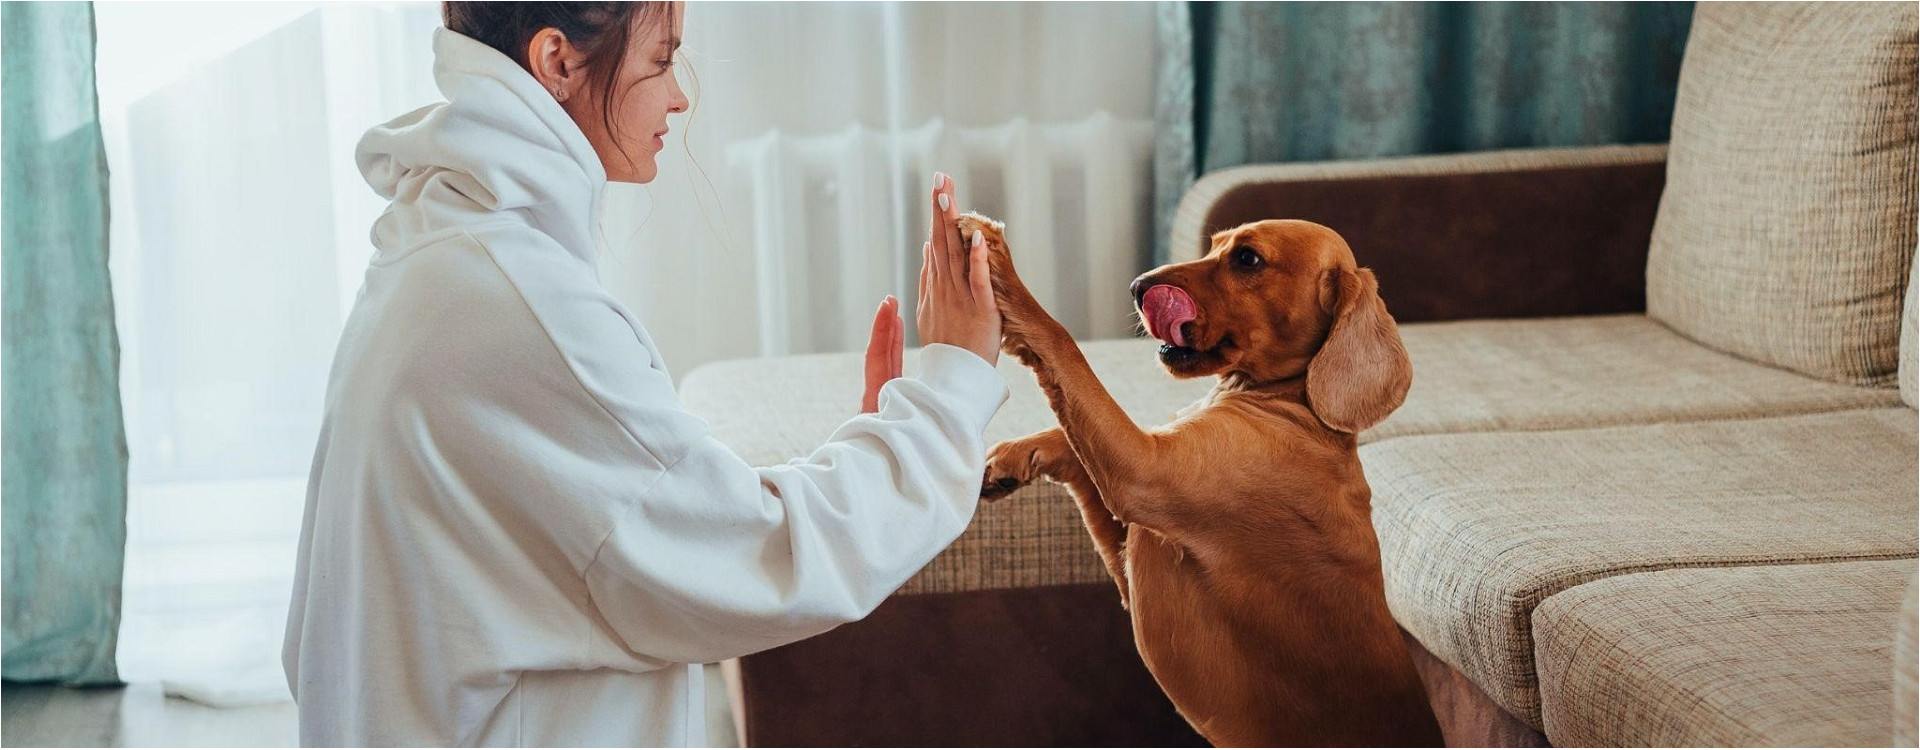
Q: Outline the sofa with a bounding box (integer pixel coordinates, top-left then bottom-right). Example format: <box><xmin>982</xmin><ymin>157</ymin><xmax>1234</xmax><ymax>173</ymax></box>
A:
<box><xmin>680</xmin><ymin>3</ymin><xmax>1919</xmax><ymax>746</ymax></box>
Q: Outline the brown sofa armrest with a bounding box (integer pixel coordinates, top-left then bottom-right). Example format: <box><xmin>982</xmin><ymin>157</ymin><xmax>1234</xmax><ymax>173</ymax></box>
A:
<box><xmin>1171</xmin><ymin>144</ymin><xmax>1669</xmax><ymax>323</ymax></box>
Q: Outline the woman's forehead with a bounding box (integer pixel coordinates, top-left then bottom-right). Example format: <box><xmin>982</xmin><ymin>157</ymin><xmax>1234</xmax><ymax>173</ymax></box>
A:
<box><xmin>633</xmin><ymin>4</ymin><xmax>685</xmax><ymax>50</ymax></box>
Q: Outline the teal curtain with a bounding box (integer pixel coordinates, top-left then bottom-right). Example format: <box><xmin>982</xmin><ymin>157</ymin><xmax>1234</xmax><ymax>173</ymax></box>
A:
<box><xmin>2</xmin><ymin>1</ymin><xmax>128</xmax><ymax>686</ymax></box>
<box><xmin>1152</xmin><ymin>1</ymin><xmax>1695</xmax><ymax>263</ymax></box>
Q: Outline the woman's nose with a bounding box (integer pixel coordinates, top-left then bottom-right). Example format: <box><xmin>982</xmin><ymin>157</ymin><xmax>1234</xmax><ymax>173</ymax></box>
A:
<box><xmin>669</xmin><ymin>80</ymin><xmax>690</xmax><ymax>113</ymax></box>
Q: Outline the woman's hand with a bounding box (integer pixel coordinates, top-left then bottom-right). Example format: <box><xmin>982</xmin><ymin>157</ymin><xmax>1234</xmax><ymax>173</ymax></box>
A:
<box><xmin>861</xmin><ymin>295</ymin><xmax>904</xmax><ymax>413</ymax></box>
<box><xmin>916</xmin><ymin>173</ymin><xmax>1001</xmax><ymax>366</ymax></box>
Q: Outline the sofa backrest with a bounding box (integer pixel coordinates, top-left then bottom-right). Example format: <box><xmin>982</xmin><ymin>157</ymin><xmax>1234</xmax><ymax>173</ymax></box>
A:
<box><xmin>1646</xmin><ymin>2</ymin><xmax>1918</xmax><ymax>387</ymax></box>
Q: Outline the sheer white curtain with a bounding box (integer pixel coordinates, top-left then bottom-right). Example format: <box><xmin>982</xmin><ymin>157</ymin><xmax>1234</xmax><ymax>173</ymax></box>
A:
<box><xmin>95</xmin><ymin>0</ymin><xmax>1154</xmax><ymax>715</ymax></box>
<box><xmin>97</xmin><ymin>0</ymin><xmax>442</xmax><ymax>708</ymax></box>
<box><xmin>605</xmin><ymin>2</ymin><xmax>1156</xmax><ymax>374</ymax></box>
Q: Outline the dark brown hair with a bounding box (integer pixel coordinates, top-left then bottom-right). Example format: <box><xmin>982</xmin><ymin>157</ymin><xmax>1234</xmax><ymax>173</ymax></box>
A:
<box><xmin>442</xmin><ymin>2</ymin><xmax>677</xmax><ymax>154</ymax></box>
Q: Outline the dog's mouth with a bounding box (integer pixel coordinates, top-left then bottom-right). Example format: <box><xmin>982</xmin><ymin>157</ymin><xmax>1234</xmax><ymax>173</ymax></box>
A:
<box><xmin>1140</xmin><ymin>284</ymin><xmax>1232</xmax><ymax>373</ymax></box>
<box><xmin>1141</xmin><ymin>285</ymin><xmax>1198</xmax><ymax>347</ymax></box>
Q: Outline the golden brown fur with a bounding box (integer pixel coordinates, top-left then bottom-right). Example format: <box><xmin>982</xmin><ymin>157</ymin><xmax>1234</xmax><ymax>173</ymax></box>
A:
<box><xmin>964</xmin><ymin>215</ymin><xmax>1440</xmax><ymax>747</ymax></box>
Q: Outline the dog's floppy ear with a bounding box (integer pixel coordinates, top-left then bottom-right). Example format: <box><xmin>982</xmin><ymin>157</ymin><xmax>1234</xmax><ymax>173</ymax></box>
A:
<box><xmin>1305</xmin><ymin>267</ymin><xmax>1411</xmax><ymax>434</ymax></box>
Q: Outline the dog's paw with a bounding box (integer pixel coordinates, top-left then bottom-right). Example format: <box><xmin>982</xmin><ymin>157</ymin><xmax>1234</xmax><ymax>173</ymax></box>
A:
<box><xmin>956</xmin><ymin>212</ymin><xmax>1048</xmax><ymax>355</ymax></box>
<box><xmin>980</xmin><ymin>437</ymin><xmax>1038</xmax><ymax>502</ymax></box>
<box><xmin>980</xmin><ymin>429</ymin><xmax>1076</xmax><ymax>501</ymax></box>
<box><xmin>956</xmin><ymin>213</ymin><xmax>1021</xmax><ymax>298</ymax></box>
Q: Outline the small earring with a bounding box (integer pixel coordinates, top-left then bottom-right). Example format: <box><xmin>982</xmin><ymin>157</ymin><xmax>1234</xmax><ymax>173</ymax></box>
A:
<box><xmin>553</xmin><ymin>87</ymin><xmax>568</xmax><ymax>102</ymax></box>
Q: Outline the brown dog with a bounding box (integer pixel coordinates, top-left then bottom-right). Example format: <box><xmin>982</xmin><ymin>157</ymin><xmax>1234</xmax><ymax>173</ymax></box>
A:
<box><xmin>963</xmin><ymin>214</ymin><xmax>1441</xmax><ymax>747</ymax></box>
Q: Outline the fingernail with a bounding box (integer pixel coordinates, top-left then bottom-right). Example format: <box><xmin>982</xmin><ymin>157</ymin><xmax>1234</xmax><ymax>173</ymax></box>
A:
<box><xmin>972</xmin><ymin>230</ymin><xmax>985</xmax><ymax>246</ymax></box>
<box><xmin>938</xmin><ymin>194</ymin><xmax>950</xmax><ymax>211</ymax></box>
<box><xmin>933</xmin><ymin>172</ymin><xmax>946</xmax><ymax>190</ymax></box>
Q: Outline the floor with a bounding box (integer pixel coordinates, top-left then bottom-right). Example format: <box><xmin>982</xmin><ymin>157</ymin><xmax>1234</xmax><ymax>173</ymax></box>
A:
<box><xmin>1</xmin><ymin>682</ymin><xmax>297</xmax><ymax>747</ymax></box>
<box><xmin>3</xmin><ymin>667</ymin><xmax>741</xmax><ymax>747</ymax></box>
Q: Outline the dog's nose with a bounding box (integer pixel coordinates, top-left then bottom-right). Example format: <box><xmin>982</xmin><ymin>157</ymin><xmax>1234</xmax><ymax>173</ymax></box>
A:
<box><xmin>1130</xmin><ymin>275</ymin><xmax>1151</xmax><ymax>306</ymax></box>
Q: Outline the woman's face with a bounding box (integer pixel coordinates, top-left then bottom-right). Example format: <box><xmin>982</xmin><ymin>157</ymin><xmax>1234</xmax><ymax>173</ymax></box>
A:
<box><xmin>563</xmin><ymin>3</ymin><xmax>689</xmax><ymax>184</ymax></box>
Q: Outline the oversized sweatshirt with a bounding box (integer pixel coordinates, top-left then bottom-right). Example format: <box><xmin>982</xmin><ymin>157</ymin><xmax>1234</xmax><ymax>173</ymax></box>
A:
<box><xmin>282</xmin><ymin>28</ymin><xmax>1007</xmax><ymax>747</ymax></box>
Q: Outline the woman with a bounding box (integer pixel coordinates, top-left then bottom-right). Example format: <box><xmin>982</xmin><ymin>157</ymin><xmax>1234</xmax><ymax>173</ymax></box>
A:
<box><xmin>281</xmin><ymin>3</ymin><xmax>1005</xmax><ymax>746</ymax></box>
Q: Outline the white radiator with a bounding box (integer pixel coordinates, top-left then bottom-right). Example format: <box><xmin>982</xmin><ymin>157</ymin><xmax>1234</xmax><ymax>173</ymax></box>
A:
<box><xmin>727</xmin><ymin>113</ymin><xmax>1154</xmax><ymax>356</ymax></box>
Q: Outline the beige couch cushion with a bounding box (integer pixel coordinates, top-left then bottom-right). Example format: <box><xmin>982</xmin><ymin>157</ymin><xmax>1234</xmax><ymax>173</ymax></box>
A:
<box><xmin>682</xmin><ymin>342</ymin><xmax>1204</xmax><ymax>595</ymax></box>
<box><xmin>681</xmin><ymin>318</ymin><xmax>1900</xmax><ymax>594</ymax></box>
<box><xmin>1365</xmin><ymin>408</ymin><xmax>1919</xmax><ymax>728</ymax></box>
<box><xmin>1899</xmin><ymin>571</ymin><xmax>1919</xmax><ymax>748</ymax></box>
<box><xmin>1646</xmin><ymin>2</ymin><xmax>1919</xmax><ymax>386</ymax></box>
<box><xmin>684</xmin><ymin>316</ymin><xmax>1899</xmax><ymax>466</ymax></box>
<box><xmin>1533</xmin><ymin>559</ymin><xmax>1918</xmax><ymax>747</ymax></box>
<box><xmin>1373</xmin><ymin>315</ymin><xmax>1900</xmax><ymax>442</ymax></box>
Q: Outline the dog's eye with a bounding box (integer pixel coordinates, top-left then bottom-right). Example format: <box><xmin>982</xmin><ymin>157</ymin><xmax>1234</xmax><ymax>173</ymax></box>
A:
<box><xmin>1231</xmin><ymin>246</ymin><xmax>1264</xmax><ymax>270</ymax></box>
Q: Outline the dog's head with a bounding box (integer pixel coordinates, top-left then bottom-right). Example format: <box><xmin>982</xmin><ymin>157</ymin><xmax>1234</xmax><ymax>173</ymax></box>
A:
<box><xmin>1132</xmin><ymin>219</ymin><xmax>1411</xmax><ymax>433</ymax></box>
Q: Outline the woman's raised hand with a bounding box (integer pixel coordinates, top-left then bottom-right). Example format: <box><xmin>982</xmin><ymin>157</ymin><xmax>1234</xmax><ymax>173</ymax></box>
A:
<box><xmin>916</xmin><ymin>173</ymin><xmax>1002</xmax><ymax>366</ymax></box>
<box><xmin>860</xmin><ymin>295</ymin><xmax>904</xmax><ymax>413</ymax></box>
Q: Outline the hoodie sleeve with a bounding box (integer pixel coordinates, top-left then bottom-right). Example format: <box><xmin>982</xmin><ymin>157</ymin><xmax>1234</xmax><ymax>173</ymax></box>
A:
<box><xmin>584</xmin><ymin>344</ymin><xmax>1005</xmax><ymax>665</ymax></box>
<box><xmin>476</xmin><ymin>231</ymin><xmax>1009</xmax><ymax>666</ymax></box>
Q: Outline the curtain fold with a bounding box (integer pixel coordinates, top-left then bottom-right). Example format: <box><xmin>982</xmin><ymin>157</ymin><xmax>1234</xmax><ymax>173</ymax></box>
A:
<box><xmin>1152</xmin><ymin>1</ymin><xmax>1695</xmax><ymax>264</ymax></box>
<box><xmin>2</xmin><ymin>0</ymin><xmax>129</xmax><ymax>686</ymax></box>
<box><xmin>600</xmin><ymin>1</ymin><xmax>1157</xmax><ymax>374</ymax></box>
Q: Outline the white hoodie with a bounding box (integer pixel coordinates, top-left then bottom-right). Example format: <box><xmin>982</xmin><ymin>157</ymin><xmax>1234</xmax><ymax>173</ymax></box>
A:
<box><xmin>282</xmin><ymin>28</ymin><xmax>1007</xmax><ymax>747</ymax></box>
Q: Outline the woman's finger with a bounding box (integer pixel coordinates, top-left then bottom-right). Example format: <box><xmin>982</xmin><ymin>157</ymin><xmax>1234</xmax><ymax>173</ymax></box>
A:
<box><xmin>940</xmin><ymin>176</ymin><xmax>966</xmax><ymax>292</ymax></box>
<box><xmin>928</xmin><ymin>173</ymin><xmax>950</xmax><ymax>288</ymax></box>
<box><xmin>918</xmin><ymin>241</ymin><xmax>930</xmax><ymax>307</ymax></box>
<box><xmin>968</xmin><ymin>229</ymin><xmax>992</xmax><ymax>306</ymax></box>
<box><xmin>889</xmin><ymin>297</ymin><xmax>904</xmax><ymax>380</ymax></box>
<box><xmin>861</xmin><ymin>296</ymin><xmax>894</xmax><ymax>413</ymax></box>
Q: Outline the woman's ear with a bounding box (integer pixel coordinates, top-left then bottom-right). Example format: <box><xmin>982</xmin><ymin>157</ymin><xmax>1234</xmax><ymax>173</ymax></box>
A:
<box><xmin>1305</xmin><ymin>267</ymin><xmax>1412</xmax><ymax>434</ymax></box>
<box><xmin>526</xmin><ymin>28</ymin><xmax>586</xmax><ymax>101</ymax></box>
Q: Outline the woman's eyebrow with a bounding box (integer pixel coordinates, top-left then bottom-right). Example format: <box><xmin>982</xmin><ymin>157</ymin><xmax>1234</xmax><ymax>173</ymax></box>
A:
<box><xmin>658</xmin><ymin>36</ymin><xmax>682</xmax><ymax>52</ymax></box>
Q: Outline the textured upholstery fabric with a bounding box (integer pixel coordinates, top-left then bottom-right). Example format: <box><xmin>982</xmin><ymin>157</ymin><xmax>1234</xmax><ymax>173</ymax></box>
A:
<box><xmin>1365</xmin><ymin>408</ymin><xmax>1920</xmax><ymax>728</ymax></box>
<box><xmin>1646</xmin><ymin>2</ymin><xmax>1919</xmax><ymax>386</ymax></box>
<box><xmin>1373</xmin><ymin>315</ymin><xmax>1901</xmax><ymax>442</ymax></box>
<box><xmin>1534</xmin><ymin>559</ymin><xmax>1918</xmax><ymax>747</ymax></box>
<box><xmin>682</xmin><ymin>342</ymin><xmax>1209</xmax><ymax>595</ymax></box>
<box><xmin>1901</xmin><ymin>245</ymin><xmax>1918</xmax><ymax>408</ymax></box>
<box><xmin>682</xmin><ymin>319</ymin><xmax>1901</xmax><ymax>594</ymax></box>
<box><xmin>1897</xmin><ymin>572</ymin><xmax>1919</xmax><ymax>748</ymax></box>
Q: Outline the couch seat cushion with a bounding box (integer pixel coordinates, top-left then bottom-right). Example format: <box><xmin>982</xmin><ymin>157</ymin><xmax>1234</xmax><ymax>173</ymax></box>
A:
<box><xmin>681</xmin><ymin>341</ymin><xmax>1207</xmax><ymax>469</ymax></box>
<box><xmin>1374</xmin><ymin>315</ymin><xmax>1901</xmax><ymax>442</ymax></box>
<box><xmin>682</xmin><ymin>341</ymin><xmax>1207</xmax><ymax>595</ymax></box>
<box><xmin>1533</xmin><ymin>559</ymin><xmax>1918</xmax><ymax>747</ymax></box>
<box><xmin>680</xmin><ymin>317</ymin><xmax>1900</xmax><ymax>594</ymax></box>
<box><xmin>681</xmin><ymin>316</ymin><xmax>1899</xmax><ymax>465</ymax></box>
<box><xmin>1365</xmin><ymin>407</ymin><xmax>1919</xmax><ymax>728</ymax></box>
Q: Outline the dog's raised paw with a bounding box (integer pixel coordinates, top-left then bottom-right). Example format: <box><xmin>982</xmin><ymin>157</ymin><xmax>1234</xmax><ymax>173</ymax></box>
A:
<box><xmin>980</xmin><ymin>436</ymin><xmax>1038</xmax><ymax>501</ymax></box>
<box><xmin>979</xmin><ymin>472</ymin><xmax>1026</xmax><ymax>502</ymax></box>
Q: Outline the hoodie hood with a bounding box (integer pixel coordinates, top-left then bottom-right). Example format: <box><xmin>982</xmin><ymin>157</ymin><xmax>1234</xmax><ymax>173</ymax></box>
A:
<box><xmin>357</xmin><ymin>28</ymin><xmax>607</xmax><ymax>269</ymax></box>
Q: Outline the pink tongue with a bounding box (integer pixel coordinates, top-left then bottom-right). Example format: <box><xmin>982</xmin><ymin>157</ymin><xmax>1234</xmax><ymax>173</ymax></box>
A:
<box><xmin>1142</xmin><ymin>285</ymin><xmax>1197</xmax><ymax>348</ymax></box>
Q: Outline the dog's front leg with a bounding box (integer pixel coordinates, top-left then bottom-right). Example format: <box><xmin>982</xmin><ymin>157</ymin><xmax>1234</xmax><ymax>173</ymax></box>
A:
<box><xmin>982</xmin><ymin>428</ymin><xmax>1130</xmax><ymax>607</ymax></box>
<box><xmin>958</xmin><ymin>214</ymin><xmax>1179</xmax><ymax>535</ymax></box>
